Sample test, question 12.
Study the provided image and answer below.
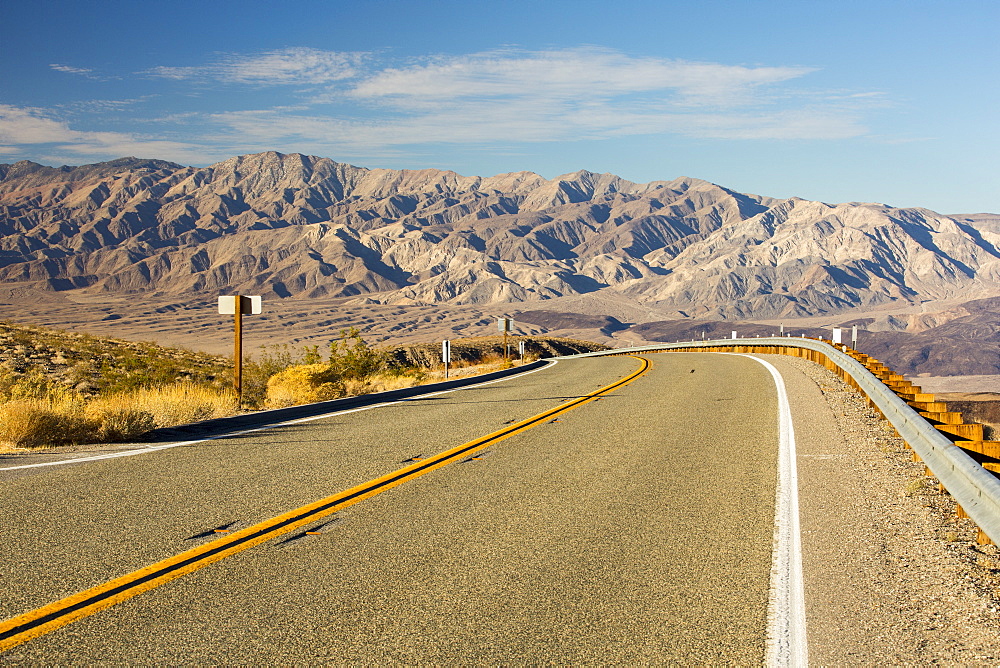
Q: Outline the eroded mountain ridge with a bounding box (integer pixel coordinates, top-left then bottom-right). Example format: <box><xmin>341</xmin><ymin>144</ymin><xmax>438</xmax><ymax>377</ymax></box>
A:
<box><xmin>1</xmin><ymin>151</ymin><xmax>998</xmax><ymax>319</ymax></box>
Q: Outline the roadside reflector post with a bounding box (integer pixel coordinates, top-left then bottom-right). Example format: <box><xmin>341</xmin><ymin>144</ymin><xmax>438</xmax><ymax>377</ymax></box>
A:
<box><xmin>852</xmin><ymin>325</ymin><xmax>858</xmax><ymax>348</ymax></box>
<box><xmin>498</xmin><ymin>317</ymin><xmax>512</xmax><ymax>362</ymax></box>
<box><xmin>219</xmin><ymin>295</ymin><xmax>262</xmax><ymax>409</ymax></box>
<box><xmin>442</xmin><ymin>339</ymin><xmax>451</xmax><ymax>379</ymax></box>
<box><xmin>518</xmin><ymin>339</ymin><xmax>526</xmax><ymax>362</ymax></box>
<box><xmin>731</xmin><ymin>330</ymin><xmax>737</xmax><ymax>340</ymax></box>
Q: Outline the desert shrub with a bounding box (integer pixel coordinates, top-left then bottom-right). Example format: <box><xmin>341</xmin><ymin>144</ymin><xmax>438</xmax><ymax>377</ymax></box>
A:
<box><xmin>79</xmin><ymin>384</ymin><xmax>232</xmax><ymax>442</ymax></box>
<box><xmin>97</xmin><ymin>408</ymin><xmax>157</xmax><ymax>441</ymax></box>
<box><xmin>262</xmin><ymin>331</ymin><xmax>393</xmax><ymax>408</ymax></box>
<box><xmin>0</xmin><ymin>382</ymin><xmax>234</xmax><ymax>448</ymax></box>
<box><xmin>329</xmin><ymin>329</ymin><xmax>388</xmax><ymax>381</ymax></box>
<box><xmin>84</xmin><ymin>396</ymin><xmax>157</xmax><ymax>441</ymax></box>
<box><xmin>348</xmin><ymin>372</ymin><xmax>422</xmax><ymax>395</ymax></box>
<box><xmin>0</xmin><ymin>398</ymin><xmax>94</xmax><ymax>448</ymax></box>
<box><xmin>243</xmin><ymin>344</ymin><xmax>322</xmax><ymax>408</ymax></box>
<box><xmin>6</xmin><ymin>370</ymin><xmax>70</xmax><ymax>402</ymax></box>
<box><xmin>265</xmin><ymin>364</ymin><xmax>344</xmax><ymax>408</ymax></box>
<box><xmin>0</xmin><ymin>368</ymin><xmax>21</xmax><ymax>400</ymax></box>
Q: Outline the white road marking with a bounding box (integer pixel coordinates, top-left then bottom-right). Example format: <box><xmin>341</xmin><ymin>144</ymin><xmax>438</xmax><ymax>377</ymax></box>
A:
<box><xmin>0</xmin><ymin>361</ymin><xmax>557</xmax><ymax>472</ymax></box>
<box><xmin>739</xmin><ymin>354</ymin><xmax>808</xmax><ymax>667</ymax></box>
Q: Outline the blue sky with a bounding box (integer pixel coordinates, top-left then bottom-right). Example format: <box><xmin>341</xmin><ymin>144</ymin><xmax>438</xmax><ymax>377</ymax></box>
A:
<box><xmin>1</xmin><ymin>0</ymin><xmax>997</xmax><ymax>213</ymax></box>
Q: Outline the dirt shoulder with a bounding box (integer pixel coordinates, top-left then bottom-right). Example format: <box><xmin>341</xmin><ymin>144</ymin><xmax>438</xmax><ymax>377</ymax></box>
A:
<box><xmin>766</xmin><ymin>354</ymin><xmax>1000</xmax><ymax>663</ymax></box>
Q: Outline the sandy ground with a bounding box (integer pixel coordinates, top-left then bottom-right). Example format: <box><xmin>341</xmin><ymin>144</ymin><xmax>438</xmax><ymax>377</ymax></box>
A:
<box><xmin>3</xmin><ymin>292</ymin><xmax>1000</xmax><ymax>395</ymax></box>
<box><xmin>916</xmin><ymin>375</ymin><xmax>1000</xmax><ymax>394</ymax></box>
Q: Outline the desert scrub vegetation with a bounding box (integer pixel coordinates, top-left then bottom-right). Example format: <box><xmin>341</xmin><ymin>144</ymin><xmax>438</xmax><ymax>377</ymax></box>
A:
<box><xmin>0</xmin><ymin>321</ymin><xmax>234</xmax><ymax>449</ymax></box>
<box><xmin>263</xmin><ymin>328</ymin><xmax>427</xmax><ymax>407</ymax></box>
<box><xmin>386</xmin><ymin>335</ymin><xmax>607</xmax><ymax>369</ymax></box>
<box><xmin>0</xmin><ymin>367</ymin><xmax>234</xmax><ymax>449</ymax></box>
<box><xmin>263</xmin><ymin>332</ymin><xmax>607</xmax><ymax>407</ymax></box>
<box><xmin>0</xmin><ymin>321</ymin><xmax>230</xmax><ymax>395</ymax></box>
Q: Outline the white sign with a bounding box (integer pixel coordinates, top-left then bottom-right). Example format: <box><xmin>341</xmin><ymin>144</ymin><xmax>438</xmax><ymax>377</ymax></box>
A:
<box><xmin>498</xmin><ymin>317</ymin><xmax>511</xmax><ymax>333</ymax></box>
<box><xmin>832</xmin><ymin>327</ymin><xmax>843</xmax><ymax>344</ymax></box>
<box><xmin>518</xmin><ymin>340</ymin><xmax>526</xmax><ymax>356</ymax></box>
<box><xmin>731</xmin><ymin>331</ymin><xmax>737</xmax><ymax>340</ymax></box>
<box><xmin>442</xmin><ymin>340</ymin><xmax>451</xmax><ymax>363</ymax></box>
<box><xmin>218</xmin><ymin>295</ymin><xmax>262</xmax><ymax>315</ymax></box>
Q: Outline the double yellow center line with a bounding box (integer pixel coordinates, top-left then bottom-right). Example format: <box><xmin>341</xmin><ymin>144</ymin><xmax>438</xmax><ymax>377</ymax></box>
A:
<box><xmin>0</xmin><ymin>355</ymin><xmax>649</xmax><ymax>652</ymax></box>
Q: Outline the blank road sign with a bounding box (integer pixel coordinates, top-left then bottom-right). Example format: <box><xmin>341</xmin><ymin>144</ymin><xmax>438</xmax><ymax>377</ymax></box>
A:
<box><xmin>218</xmin><ymin>295</ymin><xmax>262</xmax><ymax>315</ymax></box>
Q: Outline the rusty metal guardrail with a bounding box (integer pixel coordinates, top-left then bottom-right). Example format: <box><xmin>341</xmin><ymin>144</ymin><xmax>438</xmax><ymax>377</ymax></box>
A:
<box><xmin>558</xmin><ymin>337</ymin><xmax>1000</xmax><ymax>545</ymax></box>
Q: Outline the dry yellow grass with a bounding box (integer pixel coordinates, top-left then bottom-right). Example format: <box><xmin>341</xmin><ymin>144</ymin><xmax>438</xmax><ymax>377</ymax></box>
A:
<box><xmin>137</xmin><ymin>383</ymin><xmax>234</xmax><ymax>427</ymax></box>
<box><xmin>265</xmin><ymin>365</ymin><xmax>426</xmax><ymax>407</ymax></box>
<box><xmin>344</xmin><ymin>373</ymin><xmax>422</xmax><ymax>396</ymax></box>
<box><xmin>0</xmin><ymin>383</ymin><xmax>234</xmax><ymax>448</ymax></box>
<box><xmin>0</xmin><ymin>330</ymin><xmax>547</xmax><ymax>449</ymax></box>
<box><xmin>0</xmin><ymin>397</ymin><xmax>93</xmax><ymax>448</ymax></box>
<box><xmin>86</xmin><ymin>384</ymin><xmax>233</xmax><ymax>438</ymax></box>
<box><xmin>265</xmin><ymin>364</ymin><xmax>344</xmax><ymax>408</ymax></box>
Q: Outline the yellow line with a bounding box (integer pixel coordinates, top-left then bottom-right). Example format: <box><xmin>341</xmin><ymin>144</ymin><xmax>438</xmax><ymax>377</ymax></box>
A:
<box><xmin>0</xmin><ymin>355</ymin><xmax>650</xmax><ymax>652</ymax></box>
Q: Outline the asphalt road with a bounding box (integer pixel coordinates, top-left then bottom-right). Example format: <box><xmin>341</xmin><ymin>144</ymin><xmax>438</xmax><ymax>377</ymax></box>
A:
<box><xmin>1</xmin><ymin>353</ymin><xmax>781</xmax><ymax>663</ymax></box>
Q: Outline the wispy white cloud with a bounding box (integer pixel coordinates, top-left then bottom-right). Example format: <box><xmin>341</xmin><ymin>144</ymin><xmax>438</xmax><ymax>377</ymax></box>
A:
<box><xmin>675</xmin><ymin>110</ymin><xmax>866</xmax><ymax>140</ymax></box>
<box><xmin>8</xmin><ymin>47</ymin><xmax>875</xmax><ymax>167</ymax></box>
<box><xmin>349</xmin><ymin>47</ymin><xmax>814</xmax><ymax>108</ymax></box>
<box><xmin>48</xmin><ymin>63</ymin><xmax>120</xmax><ymax>82</ymax></box>
<box><xmin>296</xmin><ymin>47</ymin><xmax>859</xmax><ymax>144</ymax></box>
<box><xmin>209</xmin><ymin>99</ymin><xmax>864</xmax><ymax>154</ymax></box>
<box><xmin>145</xmin><ymin>47</ymin><xmax>366</xmax><ymax>85</ymax></box>
<box><xmin>236</xmin><ymin>47</ymin><xmax>858</xmax><ymax>145</ymax></box>
<box><xmin>63</xmin><ymin>97</ymin><xmax>154</xmax><ymax>113</ymax></box>
<box><xmin>0</xmin><ymin>104</ymin><xmax>207</xmax><ymax>163</ymax></box>
<box><xmin>50</xmin><ymin>63</ymin><xmax>94</xmax><ymax>76</ymax></box>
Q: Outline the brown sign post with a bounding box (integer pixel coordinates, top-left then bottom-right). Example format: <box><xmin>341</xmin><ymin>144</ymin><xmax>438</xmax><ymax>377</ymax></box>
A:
<box><xmin>219</xmin><ymin>295</ymin><xmax>262</xmax><ymax>408</ymax></box>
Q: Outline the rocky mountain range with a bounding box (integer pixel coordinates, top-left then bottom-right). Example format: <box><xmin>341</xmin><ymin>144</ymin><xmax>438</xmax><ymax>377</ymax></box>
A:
<box><xmin>3</xmin><ymin>151</ymin><xmax>1000</xmax><ymax>380</ymax></box>
<box><xmin>2</xmin><ymin>151</ymin><xmax>999</xmax><ymax>321</ymax></box>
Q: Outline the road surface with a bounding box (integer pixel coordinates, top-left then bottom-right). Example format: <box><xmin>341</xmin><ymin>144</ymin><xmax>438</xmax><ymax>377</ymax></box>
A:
<box><xmin>1</xmin><ymin>353</ymin><xmax>785</xmax><ymax>663</ymax></box>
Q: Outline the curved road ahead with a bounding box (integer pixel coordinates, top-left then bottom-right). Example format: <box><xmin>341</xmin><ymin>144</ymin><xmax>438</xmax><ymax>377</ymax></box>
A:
<box><xmin>1</xmin><ymin>353</ymin><xmax>786</xmax><ymax>663</ymax></box>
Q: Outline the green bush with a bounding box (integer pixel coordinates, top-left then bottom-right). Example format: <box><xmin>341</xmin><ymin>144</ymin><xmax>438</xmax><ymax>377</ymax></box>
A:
<box><xmin>329</xmin><ymin>328</ymin><xmax>388</xmax><ymax>380</ymax></box>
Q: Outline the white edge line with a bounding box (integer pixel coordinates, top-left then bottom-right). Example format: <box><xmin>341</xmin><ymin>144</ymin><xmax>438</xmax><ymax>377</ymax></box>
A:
<box><xmin>736</xmin><ymin>353</ymin><xmax>808</xmax><ymax>667</ymax></box>
<box><xmin>0</xmin><ymin>360</ymin><xmax>557</xmax><ymax>473</ymax></box>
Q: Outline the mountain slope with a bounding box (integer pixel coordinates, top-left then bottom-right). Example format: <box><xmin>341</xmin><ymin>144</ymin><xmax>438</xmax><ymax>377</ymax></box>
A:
<box><xmin>1</xmin><ymin>151</ymin><xmax>999</xmax><ymax>318</ymax></box>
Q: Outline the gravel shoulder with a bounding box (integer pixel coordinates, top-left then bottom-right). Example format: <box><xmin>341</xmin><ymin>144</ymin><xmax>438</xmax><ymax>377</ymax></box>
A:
<box><xmin>765</xmin><ymin>354</ymin><xmax>1000</xmax><ymax>664</ymax></box>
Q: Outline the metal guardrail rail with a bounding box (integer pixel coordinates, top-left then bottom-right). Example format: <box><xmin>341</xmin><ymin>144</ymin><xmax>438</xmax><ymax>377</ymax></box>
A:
<box><xmin>560</xmin><ymin>337</ymin><xmax>1000</xmax><ymax>545</ymax></box>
